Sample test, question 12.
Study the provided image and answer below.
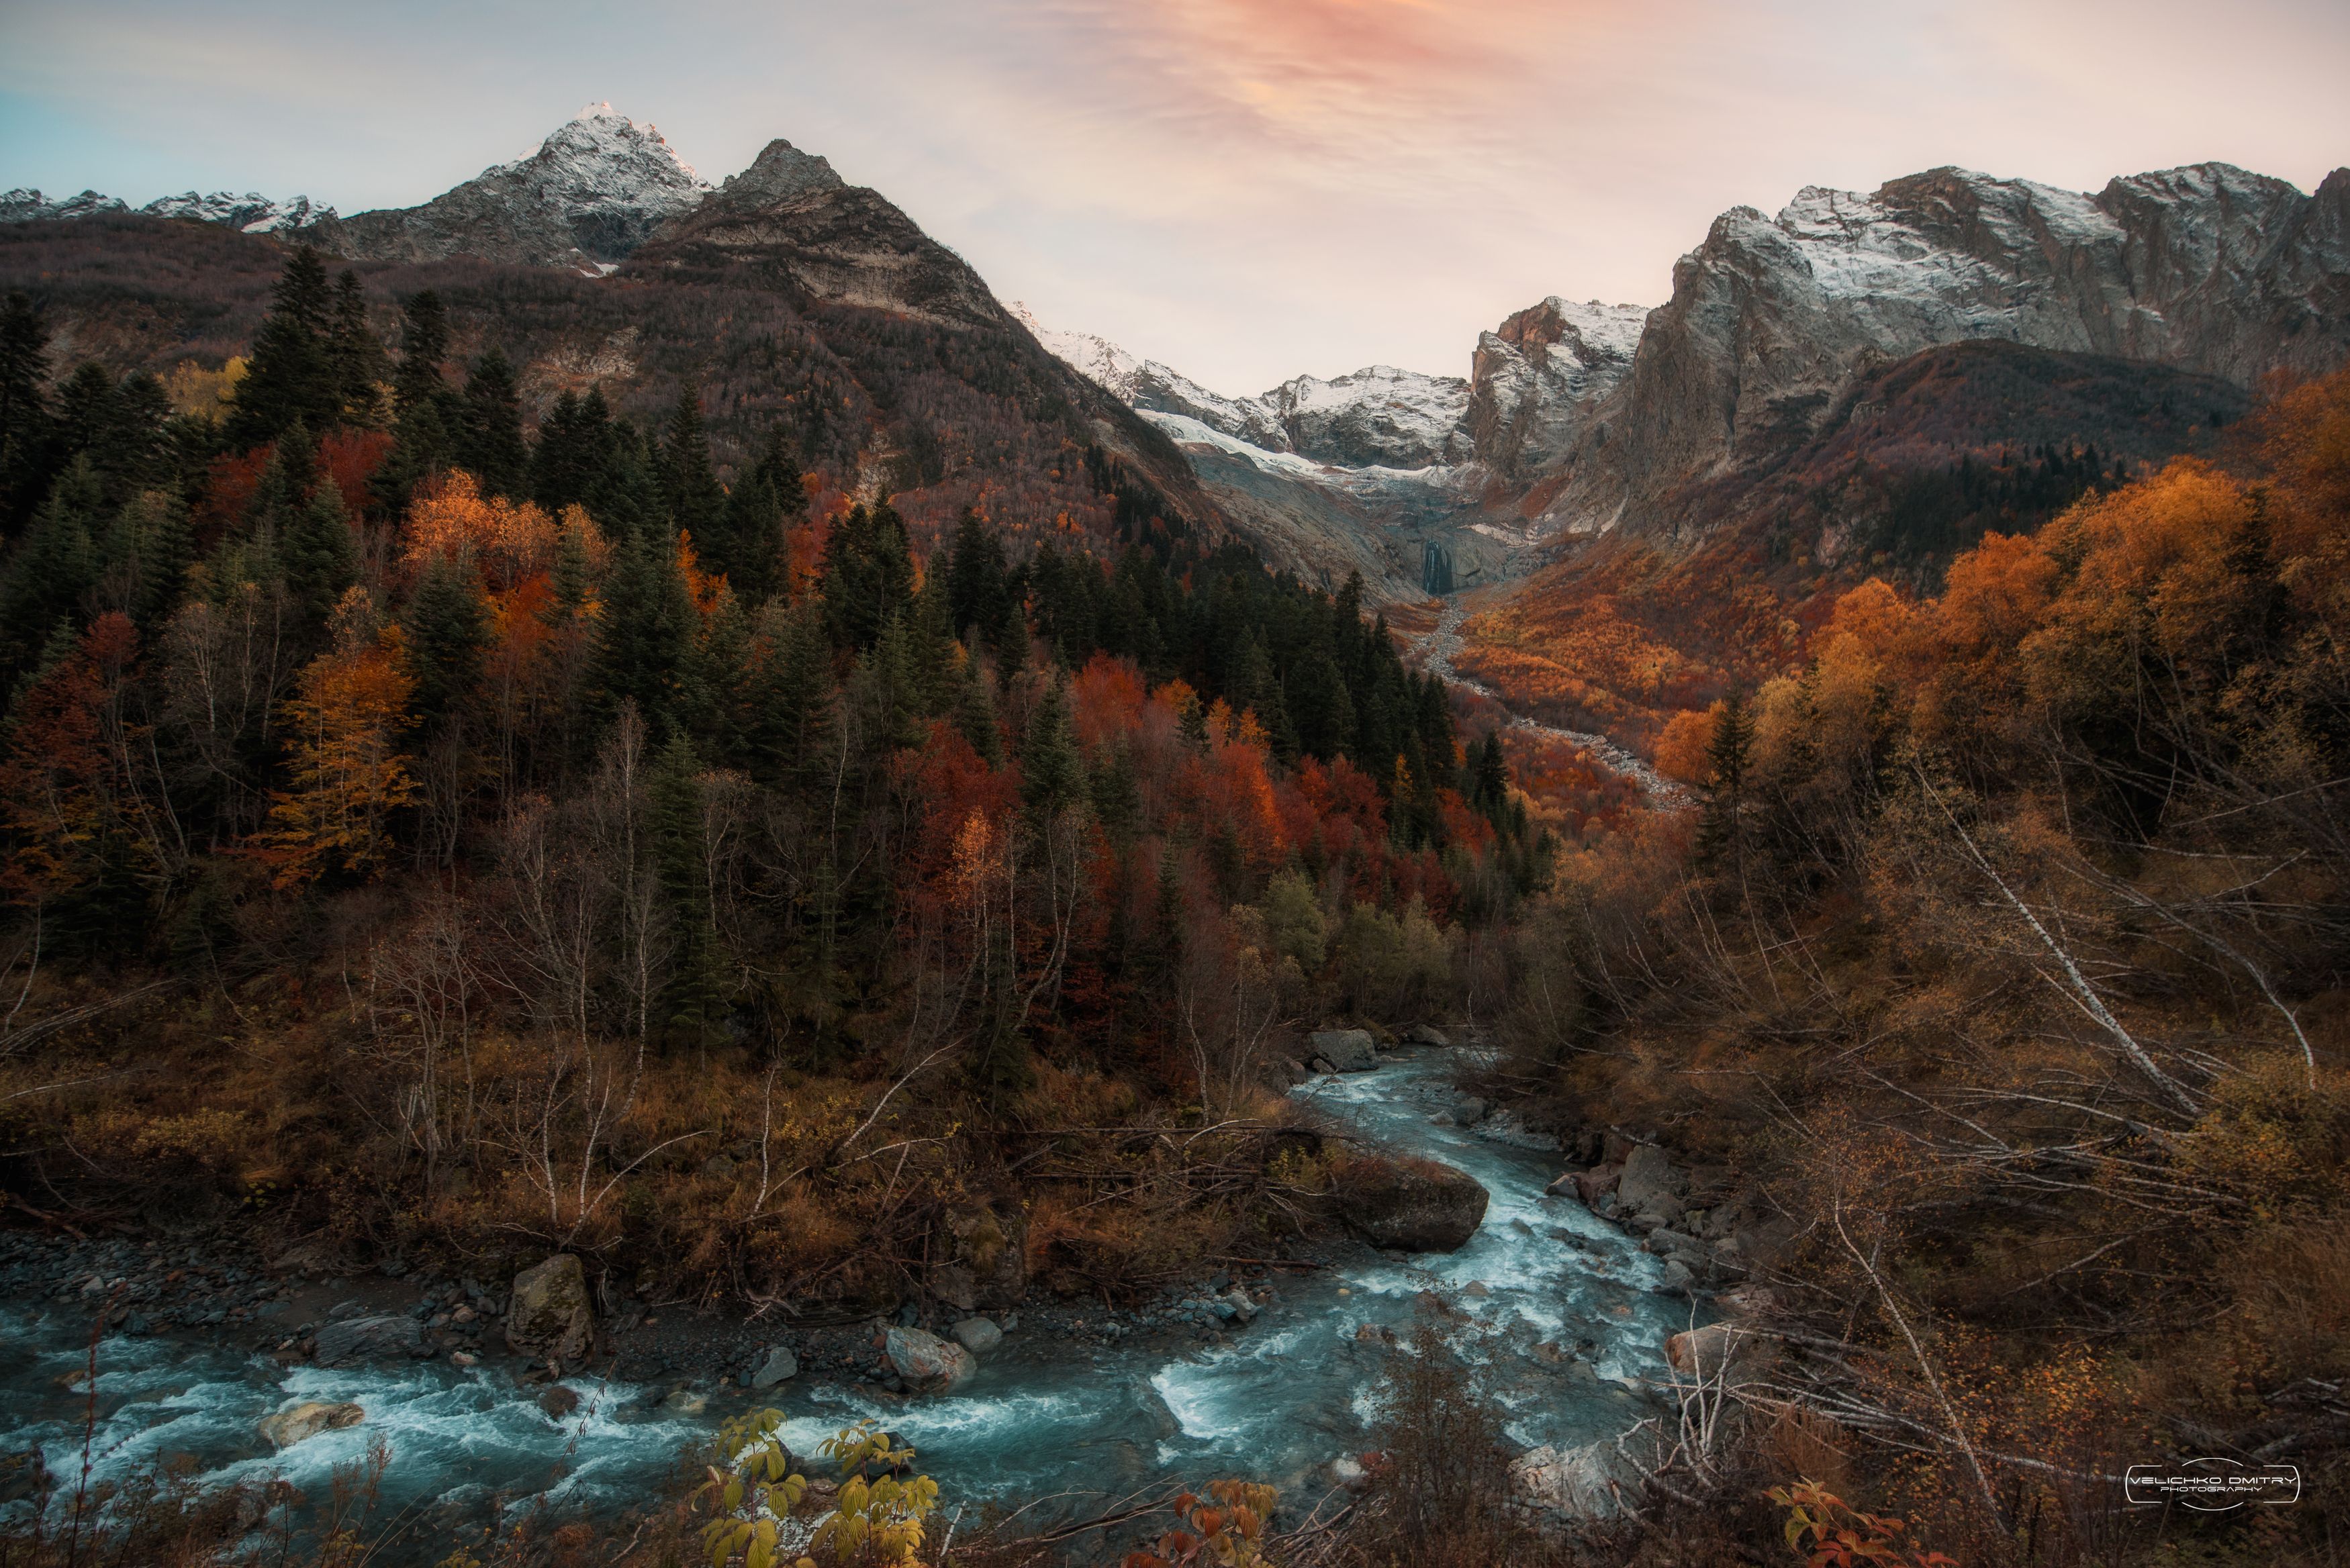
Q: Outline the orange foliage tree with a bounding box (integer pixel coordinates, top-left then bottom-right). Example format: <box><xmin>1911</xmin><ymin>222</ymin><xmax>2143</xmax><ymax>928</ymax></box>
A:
<box><xmin>261</xmin><ymin>627</ymin><xmax>419</xmax><ymax>888</ymax></box>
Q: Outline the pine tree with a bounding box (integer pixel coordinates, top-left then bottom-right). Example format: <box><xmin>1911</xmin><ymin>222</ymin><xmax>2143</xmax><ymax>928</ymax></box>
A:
<box><xmin>817</xmin><ymin>503</ymin><xmax>914</xmax><ymax>652</ymax></box>
<box><xmin>682</xmin><ymin>581</ymin><xmax>751</xmax><ymax>756</ymax></box>
<box><xmin>906</xmin><ymin>565</ymin><xmax>959</xmax><ymax>714</ymax></box>
<box><xmin>457</xmin><ymin>348</ymin><xmax>526</xmax><ymax>498</ymax></box>
<box><xmin>328</xmin><ymin>270</ymin><xmax>387</xmax><ymax>427</ymax></box>
<box><xmin>391</xmin><ymin>290</ymin><xmax>450</xmax><ymax>415</ymax></box>
<box><xmin>1470</xmin><ymin>732</ymin><xmax>1511</xmax><ymax>828</ymax></box>
<box><xmin>1286</xmin><ymin>644</ymin><xmax>1355</xmax><ymax>761</ymax></box>
<box><xmin>847</xmin><ymin>615</ymin><xmax>923</xmax><ymax>770</ymax></box>
<box><xmin>226</xmin><ymin>247</ymin><xmax>338</xmax><ymax>448</ymax></box>
<box><xmin>945</xmin><ymin>510</ymin><xmax>1008</xmax><ymax>640</ymax></box>
<box><xmin>100</xmin><ymin>489</ymin><xmax>193</xmax><ymax>626</ymax></box>
<box><xmin>953</xmin><ymin>656</ymin><xmax>1003</xmax><ymax>766</ymax></box>
<box><xmin>659</xmin><ymin>389</ymin><xmax>726</xmax><ymax>547</ymax></box>
<box><xmin>1020</xmin><ymin>675</ymin><xmax>1086</xmax><ymax>829</ymax></box>
<box><xmin>0</xmin><ymin>290</ymin><xmax>50</xmax><ymax>530</ymax></box>
<box><xmin>749</xmin><ymin>599</ymin><xmax>837</xmax><ymax>795</ymax></box>
<box><xmin>280</xmin><ymin>480</ymin><xmax>358</xmax><ymax>637</ymax></box>
<box><xmin>1695</xmin><ymin>691</ymin><xmax>1754</xmax><ymax>873</ymax></box>
<box><xmin>547</xmin><ymin>509</ymin><xmax>594</xmax><ymax>624</ymax></box>
<box><xmin>592</xmin><ymin>528</ymin><xmax>695</xmax><ymax>728</ymax></box>
<box><xmin>402</xmin><ymin>552</ymin><xmax>490</xmax><ymax>720</ymax></box>
<box><xmin>709</xmin><ymin>467</ymin><xmax>782</xmax><ymax>604</ymax></box>
<box><xmin>0</xmin><ymin>457</ymin><xmax>101</xmax><ymax>681</ymax></box>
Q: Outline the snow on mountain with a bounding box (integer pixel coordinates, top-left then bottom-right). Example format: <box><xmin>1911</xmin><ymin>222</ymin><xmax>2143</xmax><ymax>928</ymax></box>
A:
<box><xmin>326</xmin><ymin>103</ymin><xmax>714</xmax><ymax>268</ymax></box>
<box><xmin>1545</xmin><ymin>161</ymin><xmax>2350</xmax><ymax>539</ymax></box>
<box><xmin>2</xmin><ymin>189</ymin><xmax>131</xmax><ymax>222</ymax></box>
<box><xmin>140</xmin><ymin>191</ymin><xmax>336</xmax><ymax>232</ymax></box>
<box><xmin>1010</xmin><ymin>304</ymin><xmax>1470</xmax><ymax>469</ymax></box>
<box><xmin>498</xmin><ymin>101</ymin><xmax>712</xmax><ymax>242</ymax></box>
<box><xmin>3</xmin><ymin>186</ymin><xmax>332</xmax><ymax>230</ymax></box>
<box><xmin>1467</xmin><ymin>297</ymin><xmax>1649</xmax><ymax>481</ymax></box>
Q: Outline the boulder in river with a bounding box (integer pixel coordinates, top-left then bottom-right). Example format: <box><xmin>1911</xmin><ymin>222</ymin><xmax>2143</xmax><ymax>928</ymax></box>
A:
<box><xmin>885</xmin><ymin>1325</ymin><xmax>977</xmax><ymax>1393</ymax></box>
<box><xmin>1332</xmin><ymin>1153</ymin><xmax>1489</xmax><ymax>1251</ymax></box>
<box><xmin>1510</xmin><ymin>1440</ymin><xmax>1622</xmax><ymax>1518</ymax></box>
<box><xmin>1307</xmin><ymin>1028</ymin><xmax>1377</xmax><ymax>1072</ymax></box>
<box><xmin>751</xmin><ymin>1346</ymin><xmax>800</xmax><ymax>1387</ymax></box>
<box><xmin>258</xmin><ymin>1400</ymin><xmax>364</xmax><ymax>1449</ymax></box>
<box><xmin>1558</xmin><ymin>1164</ymin><xmax>1620</xmax><ymax>1207</ymax></box>
<box><xmin>312</xmin><ymin>1314</ymin><xmax>426</xmax><ymax>1366</ymax></box>
<box><xmin>1665</xmin><ymin>1321</ymin><xmax>1770</xmax><ymax>1377</ymax></box>
<box><xmin>950</xmin><ymin>1317</ymin><xmax>1002</xmax><ymax>1355</ymax></box>
<box><xmin>1617</xmin><ymin>1145</ymin><xmax>1685</xmax><ymax>1217</ymax></box>
<box><xmin>506</xmin><ymin>1254</ymin><xmax>594</xmax><ymax>1364</ymax></box>
<box><xmin>1403</xmin><ymin>1022</ymin><xmax>1450</xmax><ymax>1047</ymax></box>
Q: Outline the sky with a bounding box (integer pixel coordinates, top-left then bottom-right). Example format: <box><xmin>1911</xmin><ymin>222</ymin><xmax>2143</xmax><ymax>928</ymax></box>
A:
<box><xmin>3</xmin><ymin>0</ymin><xmax>2345</xmax><ymax>394</ymax></box>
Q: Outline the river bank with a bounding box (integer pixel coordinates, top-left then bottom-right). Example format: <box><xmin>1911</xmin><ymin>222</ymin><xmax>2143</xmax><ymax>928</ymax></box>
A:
<box><xmin>1</xmin><ymin>1048</ymin><xmax>1693</xmax><ymax>1557</ymax></box>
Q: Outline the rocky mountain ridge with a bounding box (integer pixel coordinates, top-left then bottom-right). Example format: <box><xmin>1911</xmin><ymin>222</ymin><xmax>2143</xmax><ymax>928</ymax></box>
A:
<box><xmin>1546</xmin><ymin>161</ymin><xmax>2350</xmax><ymax>542</ymax></box>
<box><xmin>3</xmin><ymin>187</ymin><xmax>333</xmax><ymax>233</ymax></box>
<box><xmin>1031</xmin><ymin>158</ymin><xmax>2347</xmax><ymax>598</ymax></box>
<box><xmin>318</xmin><ymin>103</ymin><xmax>711</xmax><ymax>271</ymax></box>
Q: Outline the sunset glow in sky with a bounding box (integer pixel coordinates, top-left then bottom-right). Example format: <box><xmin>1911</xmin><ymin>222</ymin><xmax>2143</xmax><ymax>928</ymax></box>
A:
<box><xmin>4</xmin><ymin>0</ymin><xmax>2346</xmax><ymax>392</ymax></box>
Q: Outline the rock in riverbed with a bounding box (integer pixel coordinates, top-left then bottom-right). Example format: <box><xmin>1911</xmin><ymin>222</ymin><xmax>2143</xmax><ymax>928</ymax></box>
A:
<box><xmin>258</xmin><ymin>1401</ymin><xmax>363</xmax><ymax>1449</ymax></box>
<box><xmin>751</xmin><ymin>1346</ymin><xmax>800</xmax><ymax>1387</ymax></box>
<box><xmin>950</xmin><ymin>1318</ymin><xmax>1002</xmax><ymax>1355</ymax></box>
<box><xmin>1333</xmin><ymin>1153</ymin><xmax>1489</xmax><ymax>1251</ymax></box>
<box><xmin>1308</xmin><ymin>1029</ymin><xmax>1378</xmax><ymax>1072</ymax></box>
<box><xmin>885</xmin><ymin>1326</ymin><xmax>976</xmax><ymax>1394</ymax></box>
<box><xmin>506</xmin><ymin>1254</ymin><xmax>594</xmax><ymax>1363</ymax></box>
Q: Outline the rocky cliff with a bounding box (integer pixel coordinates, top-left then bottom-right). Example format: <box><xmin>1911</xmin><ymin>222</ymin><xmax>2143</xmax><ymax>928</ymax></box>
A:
<box><xmin>1544</xmin><ymin>162</ymin><xmax>2350</xmax><ymax>540</ymax></box>
<box><xmin>318</xmin><ymin>103</ymin><xmax>711</xmax><ymax>271</ymax></box>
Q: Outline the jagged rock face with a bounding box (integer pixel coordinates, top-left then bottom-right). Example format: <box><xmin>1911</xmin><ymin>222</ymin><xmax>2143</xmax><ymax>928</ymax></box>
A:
<box><xmin>1012</xmin><ymin>307</ymin><xmax>1466</xmax><ymax>467</ymax></box>
<box><xmin>324</xmin><ymin>103</ymin><xmax>711</xmax><ymax>269</ymax></box>
<box><xmin>2</xmin><ymin>187</ymin><xmax>330</xmax><ymax>232</ymax></box>
<box><xmin>1555</xmin><ymin>162</ymin><xmax>2350</xmax><ymax>538</ymax></box>
<box><xmin>707</xmin><ymin>138</ymin><xmax>843</xmax><ymax>211</ymax></box>
<box><xmin>1</xmin><ymin>189</ymin><xmax>130</xmax><ymax>222</ymax></box>
<box><xmin>141</xmin><ymin>191</ymin><xmax>334</xmax><ymax>232</ymax></box>
<box><xmin>1464</xmin><ymin>297</ymin><xmax>1646</xmax><ymax>481</ymax></box>
<box><xmin>631</xmin><ymin>164</ymin><xmax>1004</xmax><ymax>329</ymax></box>
<box><xmin>1257</xmin><ymin>364</ymin><xmax>1470</xmax><ymax>469</ymax></box>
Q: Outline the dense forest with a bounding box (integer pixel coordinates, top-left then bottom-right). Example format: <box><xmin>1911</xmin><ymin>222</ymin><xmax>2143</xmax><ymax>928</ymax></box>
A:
<box><xmin>0</xmin><ymin>245</ymin><xmax>1543</xmax><ymax>1311</ymax></box>
<box><xmin>2</xmin><ymin>236</ymin><xmax>2346</xmax><ymax>1568</ymax></box>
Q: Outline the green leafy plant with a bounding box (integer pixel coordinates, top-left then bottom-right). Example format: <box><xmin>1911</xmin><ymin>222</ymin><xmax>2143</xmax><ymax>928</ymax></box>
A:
<box><xmin>698</xmin><ymin>1407</ymin><xmax>808</xmax><ymax>1568</ymax></box>
<box><xmin>802</xmin><ymin>1421</ymin><xmax>938</xmax><ymax>1568</ymax></box>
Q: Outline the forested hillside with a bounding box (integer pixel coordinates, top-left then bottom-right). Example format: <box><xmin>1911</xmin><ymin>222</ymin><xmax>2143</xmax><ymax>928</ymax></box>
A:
<box><xmin>0</xmin><ymin>246</ymin><xmax>1544</xmax><ymax>1310</ymax></box>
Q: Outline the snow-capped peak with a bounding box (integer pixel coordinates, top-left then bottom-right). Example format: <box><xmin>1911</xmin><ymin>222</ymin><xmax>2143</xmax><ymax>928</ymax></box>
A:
<box><xmin>141</xmin><ymin>191</ymin><xmax>336</xmax><ymax>233</ymax></box>
<box><xmin>509</xmin><ymin>105</ymin><xmax>710</xmax><ymax>203</ymax></box>
<box><xmin>1010</xmin><ymin>303</ymin><xmax>1470</xmax><ymax>469</ymax></box>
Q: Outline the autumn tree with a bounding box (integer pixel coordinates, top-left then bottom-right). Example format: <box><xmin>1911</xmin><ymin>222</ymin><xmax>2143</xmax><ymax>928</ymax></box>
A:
<box><xmin>261</xmin><ymin>628</ymin><xmax>418</xmax><ymax>888</ymax></box>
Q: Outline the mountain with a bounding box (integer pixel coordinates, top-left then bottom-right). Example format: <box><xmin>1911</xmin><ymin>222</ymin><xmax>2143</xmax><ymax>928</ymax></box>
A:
<box><xmin>1464</xmin><ymin>296</ymin><xmax>1647</xmax><ymax>483</ymax></box>
<box><xmin>1546</xmin><ymin>162</ymin><xmax>2350</xmax><ymax>544</ymax></box>
<box><xmin>1032</xmin><ymin>159</ymin><xmax>2347</xmax><ymax>610</ymax></box>
<box><xmin>317</xmin><ymin>103</ymin><xmax>712</xmax><ymax>271</ymax></box>
<box><xmin>629</xmin><ymin>138</ymin><xmax>1001</xmax><ymax>328</ymax></box>
<box><xmin>3</xmin><ymin>187</ymin><xmax>332</xmax><ymax>232</ymax></box>
<box><xmin>0</xmin><ymin>108</ymin><xmax>1220</xmax><ymax>559</ymax></box>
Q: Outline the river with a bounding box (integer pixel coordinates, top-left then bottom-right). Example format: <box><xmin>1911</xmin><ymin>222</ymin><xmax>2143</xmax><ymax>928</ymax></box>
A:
<box><xmin>0</xmin><ymin>1049</ymin><xmax>1676</xmax><ymax>1551</ymax></box>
